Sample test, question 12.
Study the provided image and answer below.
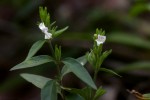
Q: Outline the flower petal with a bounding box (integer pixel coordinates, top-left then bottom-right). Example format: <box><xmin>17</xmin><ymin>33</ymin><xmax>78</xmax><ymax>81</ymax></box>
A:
<box><xmin>44</xmin><ymin>32</ymin><xmax>52</xmax><ymax>39</ymax></box>
<box><xmin>39</xmin><ymin>23</ymin><xmax>48</xmax><ymax>33</ymax></box>
<box><xmin>95</xmin><ymin>40</ymin><xmax>103</xmax><ymax>46</ymax></box>
<box><xmin>39</xmin><ymin>22</ymin><xmax>52</xmax><ymax>39</ymax></box>
<box><xmin>95</xmin><ymin>35</ymin><xmax>106</xmax><ymax>46</ymax></box>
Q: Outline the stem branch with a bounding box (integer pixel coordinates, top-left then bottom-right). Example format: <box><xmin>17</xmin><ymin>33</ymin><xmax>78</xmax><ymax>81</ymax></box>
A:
<box><xmin>48</xmin><ymin>40</ymin><xmax>65</xmax><ymax>100</ymax></box>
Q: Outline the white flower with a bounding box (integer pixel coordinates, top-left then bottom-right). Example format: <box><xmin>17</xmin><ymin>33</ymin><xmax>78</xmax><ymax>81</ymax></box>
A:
<box><xmin>95</xmin><ymin>34</ymin><xmax>106</xmax><ymax>46</ymax></box>
<box><xmin>44</xmin><ymin>31</ymin><xmax>52</xmax><ymax>39</ymax></box>
<box><xmin>39</xmin><ymin>22</ymin><xmax>52</xmax><ymax>39</ymax></box>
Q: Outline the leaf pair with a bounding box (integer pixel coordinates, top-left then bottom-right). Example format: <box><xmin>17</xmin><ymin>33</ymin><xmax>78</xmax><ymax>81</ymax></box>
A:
<box><xmin>20</xmin><ymin>73</ymin><xmax>57</xmax><ymax>100</ymax></box>
<box><xmin>11</xmin><ymin>40</ymin><xmax>97</xmax><ymax>90</ymax></box>
<box><xmin>10</xmin><ymin>40</ymin><xmax>51</xmax><ymax>71</ymax></box>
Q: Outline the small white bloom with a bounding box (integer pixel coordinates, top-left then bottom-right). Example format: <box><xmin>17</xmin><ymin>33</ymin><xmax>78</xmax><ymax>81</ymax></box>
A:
<box><xmin>39</xmin><ymin>22</ymin><xmax>52</xmax><ymax>39</ymax></box>
<box><xmin>39</xmin><ymin>23</ymin><xmax>48</xmax><ymax>33</ymax></box>
<box><xmin>95</xmin><ymin>34</ymin><xmax>106</xmax><ymax>46</ymax></box>
<box><xmin>44</xmin><ymin>31</ymin><xmax>52</xmax><ymax>39</ymax></box>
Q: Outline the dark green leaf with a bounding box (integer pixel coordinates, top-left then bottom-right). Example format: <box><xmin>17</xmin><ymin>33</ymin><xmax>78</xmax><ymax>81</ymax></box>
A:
<box><xmin>96</xmin><ymin>28</ymin><xmax>105</xmax><ymax>35</ymax></box>
<box><xmin>94</xmin><ymin>87</ymin><xmax>106</xmax><ymax>100</ymax></box>
<box><xmin>62</xmin><ymin>57</ymin><xmax>97</xmax><ymax>90</ymax></box>
<box><xmin>10</xmin><ymin>55</ymin><xmax>53</xmax><ymax>70</ymax></box>
<box><xmin>76</xmin><ymin>55</ymin><xmax>87</xmax><ymax>66</ymax></box>
<box><xmin>54</xmin><ymin>45</ymin><xmax>61</xmax><ymax>61</ymax></box>
<box><xmin>61</xmin><ymin>55</ymin><xmax>87</xmax><ymax>79</ymax></box>
<box><xmin>20</xmin><ymin>73</ymin><xmax>51</xmax><ymax>88</ymax></box>
<box><xmin>99</xmin><ymin>50</ymin><xmax>112</xmax><ymax>66</ymax></box>
<box><xmin>54</xmin><ymin>26</ymin><xmax>69</xmax><ymax>37</ymax></box>
<box><xmin>64</xmin><ymin>87</ymin><xmax>91</xmax><ymax>100</ymax></box>
<box><xmin>25</xmin><ymin>40</ymin><xmax>46</xmax><ymax>60</ymax></box>
<box><xmin>65</xmin><ymin>94</ymin><xmax>84</xmax><ymax>100</ymax></box>
<box><xmin>99</xmin><ymin>68</ymin><xmax>121</xmax><ymax>77</ymax></box>
<box><xmin>61</xmin><ymin>65</ymin><xmax>71</xmax><ymax>79</ymax></box>
<box><xmin>41</xmin><ymin>80</ymin><xmax>57</xmax><ymax>100</ymax></box>
<box><xmin>39</xmin><ymin>7</ymin><xmax>50</xmax><ymax>27</ymax></box>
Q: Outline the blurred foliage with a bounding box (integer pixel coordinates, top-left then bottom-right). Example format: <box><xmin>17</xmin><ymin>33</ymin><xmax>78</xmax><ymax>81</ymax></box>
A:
<box><xmin>0</xmin><ymin>0</ymin><xmax>150</xmax><ymax>100</ymax></box>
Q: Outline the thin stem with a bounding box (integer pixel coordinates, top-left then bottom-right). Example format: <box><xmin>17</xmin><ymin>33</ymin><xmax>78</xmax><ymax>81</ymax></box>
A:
<box><xmin>93</xmin><ymin>62</ymin><xmax>99</xmax><ymax>82</ymax></box>
<box><xmin>56</xmin><ymin>62</ymin><xmax>61</xmax><ymax>82</ymax></box>
<box><xmin>48</xmin><ymin>40</ymin><xmax>61</xmax><ymax>75</ymax></box>
<box><xmin>91</xmin><ymin>66</ymin><xmax>99</xmax><ymax>100</ymax></box>
<box><xmin>48</xmin><ymin>40</ymin><xmax>55</xmax><ymax>57</ymax></box>
<box><xmin>56</xmin><ymin>61</ymin><xmax>65</xmax><ymax>99</ymax></box>
<box><xmin>57</xmin><ymin>62</ymin><xmax>66</xmax><ymax>100</ymax></box>
<box><xmin>93</xmin><ymin>70</ymin><xmax>98</xmax><ymax>82</ymax></box>
<box><xmin>48</xmin><ymin>40</ymin><xmax>65</xmax><ymax>100</ymax></box>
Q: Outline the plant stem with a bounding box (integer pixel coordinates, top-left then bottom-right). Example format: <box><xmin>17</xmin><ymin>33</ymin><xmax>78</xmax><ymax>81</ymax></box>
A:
<box><xmin>48</xmin><ymin>40</ymin><xmax>55</xmax><ymax>57</ymax></box>
<box><xmin>93</xmin><ymin>69</ymin><xmax>98</xmax><ymax>83</ymax></box>
<box><xmin>92</xmin><ymin>67</ymin><xmax>99</xmax><ymax>100</ymax></box>
<box><xmin>48</xmin><ymin>40</ymin><xmax>65</xmax><ymax>100</ymax></box>
<box><xmin>56</xmin><ymin>62</ymin><xmax>61</xmax><ymax>77</ymax></box>
<box><xmin>56</xmin><ymin>62</ymin><xmax>65</xmax><ymax>100</ymax></box>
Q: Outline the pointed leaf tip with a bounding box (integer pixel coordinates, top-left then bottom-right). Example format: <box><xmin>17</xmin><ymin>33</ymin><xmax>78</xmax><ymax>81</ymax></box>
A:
<box><xmin>41</xmin><ymin>80</ymin><xmax>57</xmax><ymax>100</ymax></box>
<box><xmin>20</xmin><ymin>73</ymin><xmax>51</xmax><ymax>88</ymax></box>
<box><xmin>62</xmin><ymin>57</ymin><xmax>97</xmax><ymax>90</ymax></box>
<box><xmin>25</xmin><ymin>40</ymin><xmax>46</xmax><ymax>60</ymax></box>
<box><xmin>10</xmin><ymin>55</ymin><xmax>53</xmax><ymax>71</ymax></box>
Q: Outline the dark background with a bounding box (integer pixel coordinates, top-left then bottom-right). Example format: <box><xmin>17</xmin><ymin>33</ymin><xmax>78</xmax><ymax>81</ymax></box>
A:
<box><xmin>0</xmin><ymin>0</ymin><xmax>150</xmax><ymax>100</ymax></box>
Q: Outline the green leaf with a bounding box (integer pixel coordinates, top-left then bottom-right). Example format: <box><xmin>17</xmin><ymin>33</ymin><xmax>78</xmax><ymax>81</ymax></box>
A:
<box><xmin>101</xmin><ymin>50</ymin><xmax>112</xmax><ymax>60</ymax></box>
<box><xmin>76</xmin><ymin>55</ymin><xmax>87</xmax><ymax>66</ymax></box>
<box><xmin>10</xmin><ymin>55</ymin><xmax>53</xmax><ymax>70</ymax></box>
<box><xmin>94</xmin><ymin>87</ymin><xmax>106</xmax><ymax>100</ymax></box>
<box><xmin>54</xmin><ymin>45</ymin><xmax>61</xmax><ymax>61</ymax></box>
<box><xmin>62</xmin><ymin>57</ymin><xmax>97</xmax><ymax>90</ymax></box>
<box><xmin>61</xmin><ymin>55</ymin><xmax>87</xmax><ymax>79</ymax></box>
<box><xmin>99</xmin><ymin>50</ymin><xmax>112</xmax><ymax>66</ymax></box>
<box><xmin>65</xmin><ymin>94</ymin><xmax>84</xmax><ymax>100</ymax></box>
<box><xmin>25</xmin><ymin>40</ymin><xmax>46</xmax><ymax>60</ymax></box>
<box><xmin>96</xmin><ymin>28</ymin><xmax>105</xmax><ymax>35</ymax></box>
<box><xmin>99</xmin><ymin>68</ymin><xmax>121</xmax><ymax>77</ymax></box>
<box><xmin>39</xmin><ymin>7</ymin><xmax>50</xmax><ymax>27</ymax></box>
<box><xmin>41</xmin><ymin>80</ymin><xmax>57</xmax><ymax>100</ymax></box>
<box><xmin>20</xmin><ymin>73</ymin><xmax>51</xmax><ymax>88</ymax></box>
<box><xmin>87</xmin><ymin>51</ymin><xmax>96</xmax><ymax>67</ymax></box>
<box><xmin>63</xmin><ymin>87</ymin><xmax>91</xmax><ymax>100</ymax></box>
<box><xmin>54</xmin><ymin>26</ymin><xmax>69</xmax><ymax>37</ymax></box>
<box><xmin>61</xmin><ymin>65</ymin><xmax>70</xmax><ymax>79</ymax></box>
